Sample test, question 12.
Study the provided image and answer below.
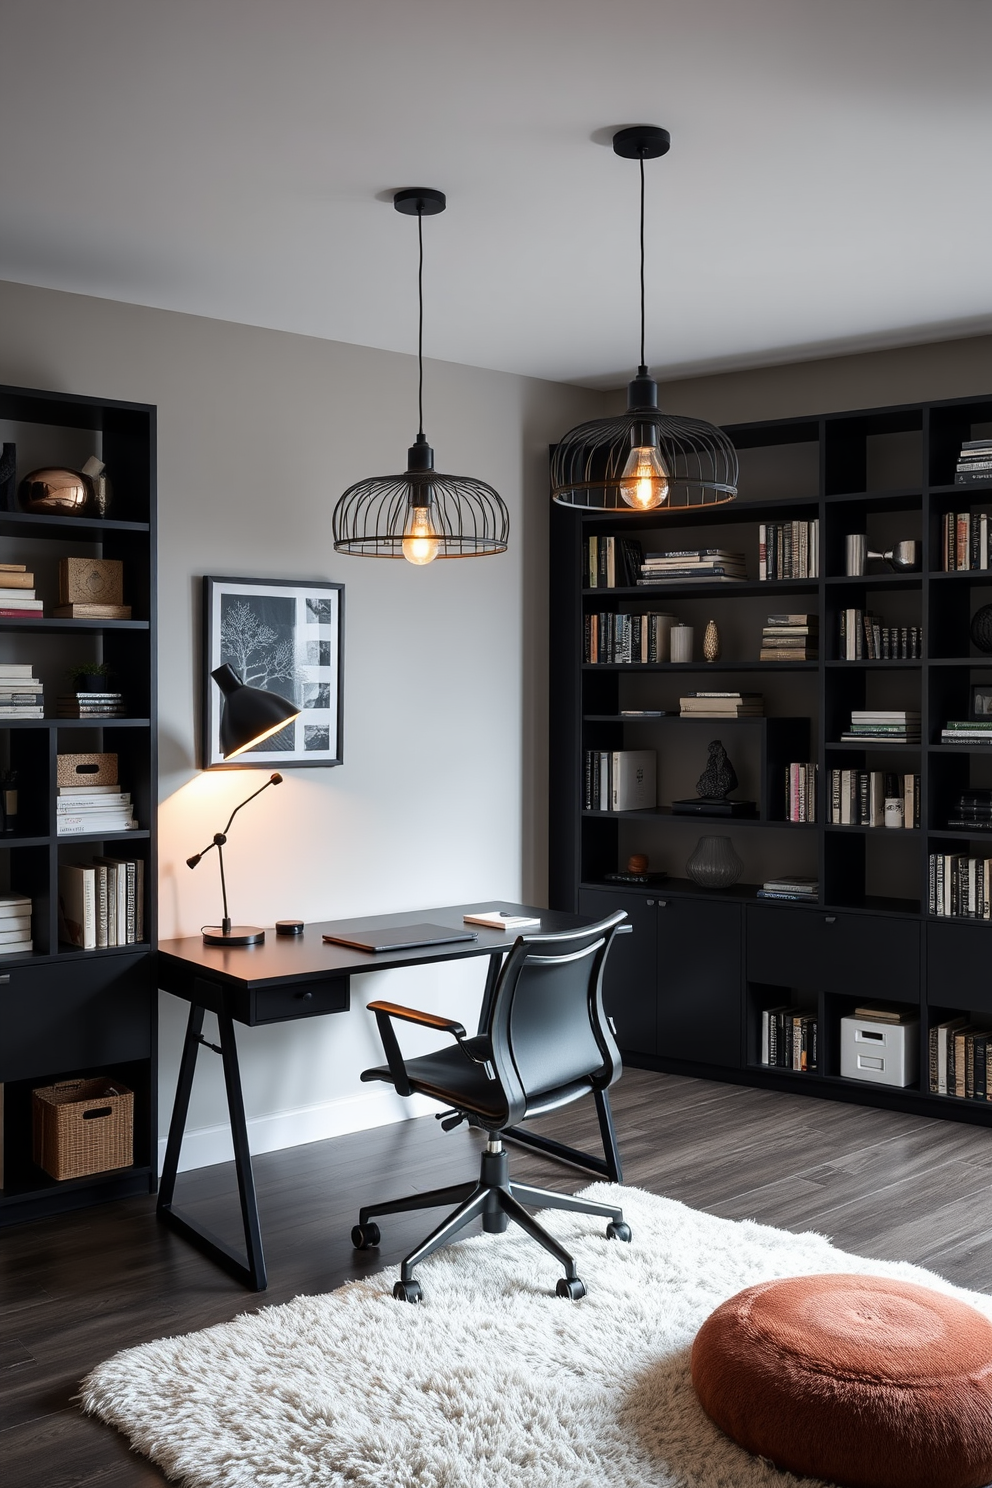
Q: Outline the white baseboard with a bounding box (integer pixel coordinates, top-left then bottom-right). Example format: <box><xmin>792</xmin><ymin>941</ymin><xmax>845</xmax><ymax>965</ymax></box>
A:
<box><xmin>157</xmin><ymin>1087</ymin><xmax>436</xmax><ymax>1175</ymax></box>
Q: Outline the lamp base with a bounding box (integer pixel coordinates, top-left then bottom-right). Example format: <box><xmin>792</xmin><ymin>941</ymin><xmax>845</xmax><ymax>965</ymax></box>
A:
<box><xmin>202</xmin><ymin>925</ymin><xmax>266</xmax><ymax>947</ymax></box>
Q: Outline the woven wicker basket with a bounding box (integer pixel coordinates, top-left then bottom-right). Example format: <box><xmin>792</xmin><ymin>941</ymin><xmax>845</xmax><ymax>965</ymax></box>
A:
<box><xmin>32</xmin><ymin>1077</ymin><xmax>133</xmax><ymax>1180</ymax></box>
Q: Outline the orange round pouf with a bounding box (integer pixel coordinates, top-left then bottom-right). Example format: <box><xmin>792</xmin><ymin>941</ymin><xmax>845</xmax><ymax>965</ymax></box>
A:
<box><xmin>691</xmin><ymin>1274</ymin><xmax>992</xmax><ymax>1488</ymax></box>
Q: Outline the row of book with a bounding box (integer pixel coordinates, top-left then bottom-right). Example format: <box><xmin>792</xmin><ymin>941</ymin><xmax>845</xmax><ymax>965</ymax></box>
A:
<box><xmin>929</xmin><ymin>1017</ymin><xmax>992</xmax><ymax>1098</ymax></box>
<box><xmin>940</xmin><ymin>720</ymin><xmax>992</xmax><ymax>744</ymax></box>
<box><xmin>757</xmin><ymin>521</ymin><xmax>819</xmax><ymax>580</ymax></box>
<box><xmin>0</xmin><ymin>562</ymin><xmax>43</xmax><ymax>619</ymax></box>
<box><xmin>585</xmin><ymin>536</ymin><xmax>644</xmax><ymax>589</ymax></box>
<box><xmin>928</xmin><ymin>854</ymin><xmax>992</xmax><ymax>919</ymax></box>
<box><xmin>829</xmin><ymin>771</ymin><xmax>920</xmax><ymax>827</ymax></box>
<box><xmin>760</xmin><ymin>613</ymin><xmax>817</xmax><ymax>661</ymax></box>
<box><xmin>583</xmin><ymin>611</ymin><xmax>676</xmax><ymax>664</ymax></box>
<box><xmin>760</xmin><ymin>1006</ymin><xmax>817</xmax><ymax>1070</ymax></box>
<box><xmin>840</xmin><ymin>710</ymin><xmax>920</xmax><ymax>744</ymax></box>
<box><xmin>954</xmin><ymin>438</ymin><xmax>992</xmax><ymax>487</ymax></box>
<box><xmin>0</xmin><ymin>663</ymin><xmax>42</xmax><ymax>717</ymax></box>
<box><xmin>757</xmin><ymin>876</ymin><xmax>818</xmax><ymax>902</ymax></box>
<box><xmin>948</xmin><ymin>789</ymin><xmax>992</xmax><ymax>829</ymax></box>
<box><xmin>56</xmin><ymin>782</ymin><xmax>139</xmax><ymax>837</ymax></box>
<box><xmin>680</xmin><ymin>691</ymin><xmax>763</xmax><ymax>718</ymax></box>
<box><xmin>637</xmin><ymin>549</ymin><xmax>747</xmax><ymax>585</ymax></box>
<box><xmin>940</xmin><ymin>510</ymin><xmax>992</xmax><ymax>570</ymax></box>
<box><xmin>0</xmin><ymin>892</ymin><xmax>33</xmax><ymax>956</ymax></box>
<box><xmin>839</xmin><ymin>611</ymin><xmax>922</xmax><ymax>660</ymax></box>
<box><xmin>583</xmin><ymin>750</ymin><xmax>657</xmax><ymax>812</ymax></box>
<box><xmin>58</xmin><ymin>857</ymin><xmax>145</xmax><ymax>948</ymax></box>
<box><xmin>785</xmin><ymin>762</ymin><xmax>817</xmax><ymax>823</ymax></box>
<box><xmin>56</xmin><ymin>690</ymin><xmax>126</xmax><ymax>719</ymax></box>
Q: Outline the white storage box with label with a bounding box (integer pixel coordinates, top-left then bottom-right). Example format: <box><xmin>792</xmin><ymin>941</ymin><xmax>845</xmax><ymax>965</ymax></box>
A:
<box><xmin>840</xmin><ymin>1014</ymin><xmax>919</xmax><ymax>1087</ymax></box>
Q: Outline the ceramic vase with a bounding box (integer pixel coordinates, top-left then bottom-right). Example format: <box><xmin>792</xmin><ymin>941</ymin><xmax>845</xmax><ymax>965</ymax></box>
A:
<box><xmin>685</xmin><ymin>835</ymin><xmax>743</xmax><ymax>889</ymax></box>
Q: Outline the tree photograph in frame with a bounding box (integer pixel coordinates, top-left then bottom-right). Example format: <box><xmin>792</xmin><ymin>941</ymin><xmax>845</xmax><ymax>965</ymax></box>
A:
<box><xmin>203</xmin><ymin>576</ymin><xmax>344</xmax><ymax>768</ymax></box>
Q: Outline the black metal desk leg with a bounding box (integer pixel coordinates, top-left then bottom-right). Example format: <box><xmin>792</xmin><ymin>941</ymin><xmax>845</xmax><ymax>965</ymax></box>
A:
<box><xmin>156</xmin><ymin>1001</ymin><xmax>268</xmax><ymax>1291</ymax></box>
<box><xmin>476</xmin><ymin>952</ymin><xmax>504</xmax><ymax>1033</ymax></box>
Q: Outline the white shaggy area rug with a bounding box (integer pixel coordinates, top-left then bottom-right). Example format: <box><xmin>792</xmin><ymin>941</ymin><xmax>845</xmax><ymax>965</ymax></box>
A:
<box><xmin>81</xmin><ymin>1183</ymin><xmax>992</xmax><ymax>1488</ymax></box>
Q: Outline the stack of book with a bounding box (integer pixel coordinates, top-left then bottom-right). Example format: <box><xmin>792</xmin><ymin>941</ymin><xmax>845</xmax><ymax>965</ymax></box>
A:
<box><xmin>929</xmin><ymin>854</ymin><xmax>992</xmax><ymax>918</ymax></box>
<box><xmin>757</xmin><ymin>520</ymin><xmax>819</xmax><ymax>580</ymax></box>
<box><xmin>679</xmin><ymin>691</ymin><xmax>763</xmax><ymax>719</ymax></box>
<box><xmin>760</xmin><ymin>1006</ymin><xmax>817</xmax><ymax>1071</ymax></box>
<box><xmin>637</xmin><ymin>549</ymin><xmax>747</xmax><ymax>584</ymax></box>
<box><xmin>760</xmin><ymin>614</ymin><xmax>818</xmax><ymax>661</ymax></box>
<box><xmin>947</xmin><ymin>788</ymin><xmax>992</xmax><ymax>830</ymax></box>
<box><xmin>941</xmin><ymin>511</ymin><xmax>992</xmax><ymax>570</ymax></box>
<box><xmin>940</xmin><ymin>720</ymin><xmax>992</xmax><ymax>744</ymax></box>
<box><xmin>0</xmin><ymin>662</ymin><xmax>43</xmax><ymax>718</ymax></box>
<box><xmin>56</xmin><ymin>782</ymin><xmax>138</xmax><ymax>837</ymax></box>
<box><xmin>58</xmin><ymin>857</ymin><xmax>145</xmax><ymax>949</ymax></box>
<box><xmin>583</xmin><ymin>749</ymin><xmax>656</xmax><ymax>812</ymax></box>
<box><xmin>0</xmin><ymin>563</ymin><xmax>42</xmax><ymax>619</ymax></box>
<box><xmin>929</xmin><ymin>1016</ymin><xmax>992</xmax><ymax>1098</ymax></box>
<box><xmin>954</xmin><ymin>438</ymin><xmax>992</xmax><ymax>486</ymax></box>
<box><xmin>584</xmin><ymin>611</ymin><xmax>677</xmax><ymax>664</ymax></box>
<box><xmin>839</xmin><ymin>610</ymin><xmax>921</xmax><ymax>660</ymax></box>
<box><xmin>829</xmin><ymin>770</ymin><xmax>920</xmax><ymax>826</ymax></box>
<box><xmin>585</xmin><ymin>536</ymin><xmax>643</xmax><ymax>589</ymax></box>
<box><xmin>56</xmin><ymin>690</ymin><xmax>126</xmax><ymax>719</ymax></box>
<box><xmin>0</xmin><ymin>892</ymin><xmax>32</xmax><ymax>956</ymax></box>
<box><xmin>784</xmin><ymin>763</ymin><xmax>818</xmax><ymax>823</ymax></box>
<box><xmin>757</xmin><ymin>876</ymin><xmax>818</xmax><ymax>902</ymax></box>
<box><xmin>840</xmin><ymin>710</ymin><xmax>921</xmax><ymax>743</ymax></box>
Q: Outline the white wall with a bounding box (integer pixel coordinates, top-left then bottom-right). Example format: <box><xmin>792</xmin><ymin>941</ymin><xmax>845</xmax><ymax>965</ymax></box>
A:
<box><xmin>0</xmin><ymin>279</ymin><xmax>601</xmax><ymax>1169</ymax></box>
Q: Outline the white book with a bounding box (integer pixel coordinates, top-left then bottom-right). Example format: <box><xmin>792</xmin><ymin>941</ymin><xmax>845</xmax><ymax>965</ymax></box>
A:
<box><xmin>58</xmin><ymin>863</ymin><xmax>96</xmax><ymax>950</ymax></box>
<box><xmin>57</xmin><ymin>818</ymin><xmax>138</xmax><ymax>836</ymax></box>
<box><xmin>57</xmin><ymin>795</ymin><xmax>132</xmax><ymax>811</ymax></box>
<box><xmin>463</xmin><ymin>910</ymin><xmax>542</xmax><ymax>931</ymax></box>
<box><xmin>0</xmin><ymin>588</ymin><xmax>36</xmax><ymax>599</ymax></box>
<box><xmin>58</xmin><ymin>784</ymin><xmax>122</xmax><ymax>796</ymax></box>
<box><xmin>0</xmin><ymin>664</ymin><xmax>36</xmax><ymax>677</ymax></box>
<box><xmin>0</xmin><ymin>920</ymin><xmax>31</xmax><ymax>941</ymax></box>
<box><xmin>611</xmin><ymin>750</ymin><xmax>657</xmax><ymax>811</ymax></box>
<box><xmin>0</xmin><ymin>940</ymin><xmax>32</xmax><ymax>956</ymax></box>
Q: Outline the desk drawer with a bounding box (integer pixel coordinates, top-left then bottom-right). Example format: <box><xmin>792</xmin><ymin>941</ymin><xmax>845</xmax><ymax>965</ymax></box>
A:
<box><xmin>252</xmin><ymin>978</ymin><xmax>349</xmax><ymax>1024</ymax></box>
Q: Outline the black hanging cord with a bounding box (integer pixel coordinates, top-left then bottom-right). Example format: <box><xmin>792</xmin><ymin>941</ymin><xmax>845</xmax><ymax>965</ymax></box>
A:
<box><xmin>417</xmin><ymin>207</ymin><xmax>425</xmax><ymax>438</ymax></box>
<box><xmin>639</xmin><ymin>153</ymin><xmax>646</xmax><ymax>373</ymax></box>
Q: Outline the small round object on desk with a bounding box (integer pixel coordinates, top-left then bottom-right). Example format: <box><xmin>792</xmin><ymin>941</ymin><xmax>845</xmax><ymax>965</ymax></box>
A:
<box><xmin>275</xmin><ymin>919</ymin><xmax>304</xmax><ymax>936</ymax></box>
<box><xmin>691</xmin><ymin>1272</ymin><xmax>992</xmax><ymax>1488</ymax></box>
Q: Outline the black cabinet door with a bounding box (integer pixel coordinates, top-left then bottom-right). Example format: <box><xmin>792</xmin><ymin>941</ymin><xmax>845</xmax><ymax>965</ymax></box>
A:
<box><xmin>823</xmin><ymin>913</ymin><xmax>921</xmax><ymax>1003</ymax></box>
<box><xmin>579</xmin><ymin>889</ymin><xmax>658</xmax><ymax>1056</ymax></box>
<box><xmin>747</xmin><ymin>905</ymin><xmax>826</xmax><ymax>991</ymax></box>
<box><xmin>657</xmin><ymin>898</ymin><xmax>742</xmax><ymax>1068</ymax></box>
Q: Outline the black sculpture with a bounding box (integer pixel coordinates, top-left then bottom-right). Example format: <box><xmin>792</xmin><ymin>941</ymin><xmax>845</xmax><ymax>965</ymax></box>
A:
<box><xmin>696</xmin><ymin>740</ymin><xmax>738</xmax><ymax>800</ymax></box>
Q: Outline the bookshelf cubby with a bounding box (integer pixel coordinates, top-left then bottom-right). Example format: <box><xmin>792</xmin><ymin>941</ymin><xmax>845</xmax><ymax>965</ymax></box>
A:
<box><xmin>550</xmin><ymin>390</ymin><xmax>992</xmax><ymax>1126</ymax></box>
<box><xmin>0</xmin><ymin>384</ymin><xmax>157</xmax><ymax>1225</ymax></box>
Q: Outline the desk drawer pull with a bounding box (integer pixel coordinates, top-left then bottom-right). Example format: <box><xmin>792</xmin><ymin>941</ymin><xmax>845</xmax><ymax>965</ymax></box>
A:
<box><xmin>298</xmin><ymin>991</ymin><xmax>313</xmax><ymax>1000</ymax></box>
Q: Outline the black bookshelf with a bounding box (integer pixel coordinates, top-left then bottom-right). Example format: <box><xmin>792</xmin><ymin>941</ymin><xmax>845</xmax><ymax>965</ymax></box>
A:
<box><xmin>549</xmin><ymin>391</ymin><xmax>992</xmax><ymax>1122</ymax></box>
<box><xmin>0</xmin><ymin>383</ymin><xmax>157</xmax><ymax>1224</ymax></box>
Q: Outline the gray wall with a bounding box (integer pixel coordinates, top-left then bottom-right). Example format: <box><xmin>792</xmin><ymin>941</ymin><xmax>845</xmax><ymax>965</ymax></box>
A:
<box><xmin>0</xmin><ymin>278</ymin><xmax>601</xmax><ymax>1167</ymax></box>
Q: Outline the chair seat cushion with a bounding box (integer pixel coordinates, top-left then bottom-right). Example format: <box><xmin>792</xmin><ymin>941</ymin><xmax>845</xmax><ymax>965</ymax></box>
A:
<box><xmin>362</xmin><ymin>1039</ymin><xmax>593</xmax><ymax>1124</ymax></box>
<box><xmin>690</xmin><ymin>1273</ymin><xmax>992</xmax><ymax>1488</ymax></box>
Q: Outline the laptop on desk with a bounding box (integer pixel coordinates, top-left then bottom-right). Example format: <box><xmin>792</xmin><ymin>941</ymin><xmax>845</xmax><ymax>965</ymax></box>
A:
<box><xmin>322</xmin><ymin>922</ymin><xmax>478</xmax><ymax>954</ymax></box>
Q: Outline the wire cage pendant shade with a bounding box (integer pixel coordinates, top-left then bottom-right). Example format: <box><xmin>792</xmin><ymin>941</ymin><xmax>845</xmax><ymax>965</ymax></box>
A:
<box><xmin>551</xmin><ymin>128</ymin><xmax>738</xmax><ymax>514</ymax></box>
<box><xmin>332</xmin><ymin>188</ymin><xmax>509</xmax><ymax>561</ymax></box>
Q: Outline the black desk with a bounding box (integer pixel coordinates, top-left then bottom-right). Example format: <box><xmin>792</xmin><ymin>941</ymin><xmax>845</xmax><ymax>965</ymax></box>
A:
<box><xmin>156</xmin><ymin>901</ymin><xmax>608</xmax><ymax>1289</ymax></box>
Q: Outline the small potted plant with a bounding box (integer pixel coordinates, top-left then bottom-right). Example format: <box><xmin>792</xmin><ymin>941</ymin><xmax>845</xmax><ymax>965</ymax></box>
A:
<box><xmin>66</xmin><ymin>662</ymin><xmax>115</xmax><ymax>693</ymax></box>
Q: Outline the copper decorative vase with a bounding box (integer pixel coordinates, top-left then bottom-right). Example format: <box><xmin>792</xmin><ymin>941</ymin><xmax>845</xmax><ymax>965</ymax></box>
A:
<box><xmin>18</xmin><ymin>467</ymin><xmax>91</xmax><ymax>515</ymax></box>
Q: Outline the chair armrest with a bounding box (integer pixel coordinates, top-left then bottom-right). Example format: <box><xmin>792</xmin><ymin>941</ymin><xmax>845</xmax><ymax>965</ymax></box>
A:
<box><xmin>366</xmin><ymin>1000</ymin><xmax>467</xmax><ymax>1040</ymax></box>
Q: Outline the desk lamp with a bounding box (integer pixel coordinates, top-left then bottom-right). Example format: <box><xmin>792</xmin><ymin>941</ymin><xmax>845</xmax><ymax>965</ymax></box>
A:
<box><xmin>211</xmin><ymin>663</ymin><xmax>300</xmax><ymax>760</ymax></box>
<box><xmin>187</xmin><ymin>772</ymin><xmax>284</xmax><ymax>946</ymax></box>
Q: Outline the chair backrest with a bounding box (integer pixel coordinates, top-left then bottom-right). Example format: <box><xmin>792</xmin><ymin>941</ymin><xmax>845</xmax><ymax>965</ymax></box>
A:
<box><xmin>484</xmin><ymin>910</ymin><xmax>628</xmax><ymax>1127</ymax></box>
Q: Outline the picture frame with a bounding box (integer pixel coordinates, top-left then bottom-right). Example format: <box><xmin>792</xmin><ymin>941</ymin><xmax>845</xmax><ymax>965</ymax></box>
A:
<box><xmin>202</xmin><ymin>576</ymin><xmax>344</xmax><ymax>768</ymax></box>
<box><xmin>970</xmin><ymin>684</ymin><xmax>992</xmax><ymax>721</ymax></box>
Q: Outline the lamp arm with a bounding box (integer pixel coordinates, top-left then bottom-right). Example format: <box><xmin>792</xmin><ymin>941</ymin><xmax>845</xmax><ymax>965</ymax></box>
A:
<box><xmin>219</xmin><ymin>772</ymin><xmax>282</xmax><ymax>838</ymax></box>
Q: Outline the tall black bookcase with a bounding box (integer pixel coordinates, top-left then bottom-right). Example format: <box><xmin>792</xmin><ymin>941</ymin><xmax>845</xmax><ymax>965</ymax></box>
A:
<box><xmin>0</xmin><ymin>383</ymin><xmax>157</xmax><ymax>1224</ymax></box>
<box><xmin>549</xmin><ymin>391</ymin><xmax>992</xmax><ymax>1125</ymax></box>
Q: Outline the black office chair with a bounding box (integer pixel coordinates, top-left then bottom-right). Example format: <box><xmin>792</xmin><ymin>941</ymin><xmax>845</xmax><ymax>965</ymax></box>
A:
<box><xmin>352</xmin><ymin>910</ymin><xmax>633</xmax><ymax>1302</ymax></box>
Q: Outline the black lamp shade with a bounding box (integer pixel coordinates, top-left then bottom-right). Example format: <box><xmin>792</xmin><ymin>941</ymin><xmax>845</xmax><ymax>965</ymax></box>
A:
<box><xmin>211</xmin><ymin>664</ymin><xmax>301</xmax><ymax>760</ymax></box>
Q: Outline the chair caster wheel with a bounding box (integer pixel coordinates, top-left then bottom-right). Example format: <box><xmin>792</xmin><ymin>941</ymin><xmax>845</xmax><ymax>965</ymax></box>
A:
<box><xmin>606</xmin><ymin>1220</ymin><xmax>632</xmax><ymax>1243</ymax></box>
<box><xmin>556</xmin><ymin>1276</ymin><xmax>586</xmax><ymax>1300</ymax></box>
<box><xmin>352</xmin><ymin>1222</ymin><xmax>380</xmax><ymax>1250</ymax></box>
<box><xmin>393</xmin><ymin>1278</ymin><xmax>423</xmax><ymax>1303</ymax></box>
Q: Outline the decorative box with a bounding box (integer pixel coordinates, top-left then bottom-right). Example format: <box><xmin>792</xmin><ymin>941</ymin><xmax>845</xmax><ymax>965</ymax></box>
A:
<box><xmin>56</xmin><ymin>752</ymin><xmax>118</xmax><ymax>788</ymax></box>
<box><xmin>840</xmin><ymin>1015</ymin><xmax>919</xmax><ymax>1088</ymax></box>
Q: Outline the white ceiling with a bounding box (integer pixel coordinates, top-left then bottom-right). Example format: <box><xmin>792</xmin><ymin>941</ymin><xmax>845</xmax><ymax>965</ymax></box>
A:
<box><xmin>2</xmin><ymin>0</ymin><xmax>990</xmax><ymax>388</ymax></box>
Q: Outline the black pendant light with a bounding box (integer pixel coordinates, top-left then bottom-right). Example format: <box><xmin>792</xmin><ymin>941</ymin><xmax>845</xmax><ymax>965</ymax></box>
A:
<box><xmin>552</xmin><ymin>127</ymin><xmax>738</xmax><ymax>513</ymax></box>
<box><xmin>332</xmin><ymin>188</ymin><xmax>509</xmax><ymax>562</ymax></box>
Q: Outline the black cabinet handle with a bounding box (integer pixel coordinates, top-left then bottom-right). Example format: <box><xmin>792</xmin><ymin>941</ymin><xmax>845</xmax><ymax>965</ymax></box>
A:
<box><xmin>646</xmin><ymin>899</ymin><xmax>654</xmax><ymax>907</ymax></box>
<box><xmin>298</xmin><ymin>991</ymin><xmax>313</xmax><ymax>1000</ymax></box>
<box><xmin>825</xmin><ymin>915</ymin><xmax>837</xmax><ymax>925</ymax></box>
<box><xmin>656</xmin><ymin>900</ymin><xmax>667</xmax><ymax>908</ymax></box>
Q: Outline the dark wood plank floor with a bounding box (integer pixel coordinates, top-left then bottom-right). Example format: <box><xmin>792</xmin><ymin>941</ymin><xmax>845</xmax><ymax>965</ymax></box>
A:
<box><xmin>4</xmin><ymin>1068</ymin><xmax>992</xmax><ymax>1484</ymax></box>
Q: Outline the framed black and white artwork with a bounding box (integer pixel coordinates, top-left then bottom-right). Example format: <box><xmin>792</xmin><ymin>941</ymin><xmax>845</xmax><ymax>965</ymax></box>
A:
<box><xmin>202</xmin><ymin>576</ymin><xmax>344</xmax><ymax>768</ymax></box>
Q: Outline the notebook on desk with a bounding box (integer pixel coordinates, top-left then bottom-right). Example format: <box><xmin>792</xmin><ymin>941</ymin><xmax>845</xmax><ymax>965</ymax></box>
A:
<box><xmin>322</xmin><ymin>922</ymin><xmax>478</xmax><ymax>954</ymax></box>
